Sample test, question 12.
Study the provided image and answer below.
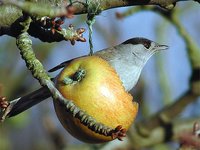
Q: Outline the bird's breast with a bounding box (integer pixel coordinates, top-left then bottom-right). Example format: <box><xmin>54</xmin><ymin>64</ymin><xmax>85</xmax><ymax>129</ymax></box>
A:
<box><xmin>108</xmin><ymin>60</ymin><xmax>142</xmax><ymax>91</ymax></box>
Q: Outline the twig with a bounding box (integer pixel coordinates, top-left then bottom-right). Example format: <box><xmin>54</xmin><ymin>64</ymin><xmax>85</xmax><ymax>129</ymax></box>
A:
<box><xmin>124</xmin><ymin>118</ymin><xmax>200</xmax><ymax>149</ymax></box>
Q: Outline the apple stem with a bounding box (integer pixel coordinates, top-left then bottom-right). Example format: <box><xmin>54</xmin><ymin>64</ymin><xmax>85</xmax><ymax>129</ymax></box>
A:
<box><xmin>62</xmin><ymin>69</ymin><xmax>86</xmax><ymax>85</ymax></box>
<box><xmin>72</xmin><ymin>69</ymin><xmax>86</xmax><ymax>82</ymax></box>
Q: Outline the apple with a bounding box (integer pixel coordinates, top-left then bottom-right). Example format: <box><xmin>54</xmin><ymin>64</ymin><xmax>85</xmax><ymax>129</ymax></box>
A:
<box><xmin>54</xmin><ymin>56</ymin><xmax>138</xmax><ymax>143</ymax></box>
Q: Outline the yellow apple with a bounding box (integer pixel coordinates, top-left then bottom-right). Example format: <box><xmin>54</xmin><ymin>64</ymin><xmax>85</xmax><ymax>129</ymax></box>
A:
<box><xmin>54</xmin><ymin>56</ymin><xmax>138</xmax><ymax>143</ymax></box>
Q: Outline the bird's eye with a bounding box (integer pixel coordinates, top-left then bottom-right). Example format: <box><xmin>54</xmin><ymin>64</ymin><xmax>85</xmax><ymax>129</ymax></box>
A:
<box><xmin>144</xmin><ymin>42</ymin><xmax>151</xmax><ymax>49</ymax></box>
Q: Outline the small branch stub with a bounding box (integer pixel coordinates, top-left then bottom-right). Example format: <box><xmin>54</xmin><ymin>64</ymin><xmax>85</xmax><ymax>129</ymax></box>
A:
<box><xmin>193</xmin><ymin>122</ymin><xmax>200</xmax><ymax>137</ymax></box>
<box><xmin>0</xmin><ymin>96</ymin><xmax>10</xmax><ymax>122</ymax></box>
<box><xmin>111</xmin><ymin>125</ymin><xmax>127</xmax><ymax>141</ymax></box>
<box><xmin>62</xmin><ymin>69</ymin><xmax>86</xmax><ymax>85</ymax></box>
<box><xmin>56</xmin><ymin>24</ymin><xmax>86</xmax><ymax>45</ymax></box>
<box><xmin>179</xmin><ymin>122</ymin><xmax>200</xmax><ymax>149</ymax></box>
<box><xmin>0</xmin><ymin>96</ymin><xmax>9</xmax><ymax>110</ymax></box>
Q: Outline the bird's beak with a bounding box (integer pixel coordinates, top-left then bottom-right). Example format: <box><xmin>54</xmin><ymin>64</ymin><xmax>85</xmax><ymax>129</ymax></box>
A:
<box><xmin>154</xmin><ymin>44</ymin><xmax>169</xmax><ymax>51</ymax></box>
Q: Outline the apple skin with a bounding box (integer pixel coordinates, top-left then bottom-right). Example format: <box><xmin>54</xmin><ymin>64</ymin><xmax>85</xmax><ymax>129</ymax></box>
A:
<box><xmin>54</xmin><ymin>56</ymin><xmax>138</xmax><ymax>143</ymax></box>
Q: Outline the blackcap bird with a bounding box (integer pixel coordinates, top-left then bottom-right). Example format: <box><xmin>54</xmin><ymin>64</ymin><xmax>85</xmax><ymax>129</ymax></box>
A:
<box><xmin>6</xmin><ymin>37</ymin><xmax>168</xmax><ymax>117</ymax></box>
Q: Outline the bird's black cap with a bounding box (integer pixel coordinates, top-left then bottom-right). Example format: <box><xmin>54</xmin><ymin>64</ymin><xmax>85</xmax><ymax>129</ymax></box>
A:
<box><xmin>122</xmin><ymin>37</ymin><xmax>152</xmax><ymax>49</ymax></box>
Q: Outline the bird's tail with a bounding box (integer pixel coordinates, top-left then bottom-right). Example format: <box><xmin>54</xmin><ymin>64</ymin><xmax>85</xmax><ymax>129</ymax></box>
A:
<box><xmin>8</xmin><ymin>86</ymin><xmax>52</xmax><ymax>117</ymax></box>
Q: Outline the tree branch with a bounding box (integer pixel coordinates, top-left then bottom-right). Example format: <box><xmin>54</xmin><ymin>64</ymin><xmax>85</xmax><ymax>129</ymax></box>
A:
<box><xmin>1</xmin><ymin>0</ymin><xmax>199</xmax><ymax>42</ymax></box>
<box><xmin>136</xmin><ymin>90</ymin><xmax>199</xmax><ymax>136</ymax></box>
<box><xmin>178</xmin><ymin>122</ymin><xmax>200</xmax><ymax>150</ymax></box>
<box><xmin>2</xmin><ymin>0</ymin><xmax>199</xmax><ymax>17</ymax></box>
<box><xmin>28</xmin><ymin>23</ymin><xmax>86</xmax><ymax>44</ymax></box>
<box><xmin>127</xmin><ymin>118</ymin><xmax>200</xmax><ymax>149</ymax></box>
<box><xmin>0</xmin><ymin>18</ymin><xmax>86</xmax><ymax>44</ymax></box>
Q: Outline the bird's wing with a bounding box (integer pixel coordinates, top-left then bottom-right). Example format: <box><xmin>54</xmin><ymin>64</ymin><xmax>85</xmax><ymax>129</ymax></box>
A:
<box><xmin>48</xmin><ymin>56</ymin><xmax>84</xmax><ymax>72</ymax></box>
<box><xmin>49</xmin><ymin>47</ymin><xmax>114</xmax><ymax>73</ymax></box>
<box><xmin>8</xmin><ymin>86</ymin><xmax>51</xmax><ymax>117</ymax></box>
<box><xmin>48</xmin><ymin>60</ymin><xmax>71</xmax><ymax>72</ymax></box>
